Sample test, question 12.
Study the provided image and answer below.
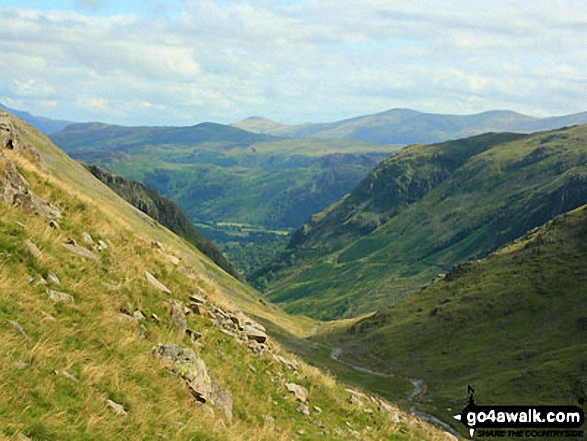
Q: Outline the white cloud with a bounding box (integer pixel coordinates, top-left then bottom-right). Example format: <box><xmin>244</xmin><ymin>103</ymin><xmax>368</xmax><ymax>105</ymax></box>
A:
<box><xmin>0</xmin><ymin>1</ymin><xmax>585</xmax><ymax>125</ymax></box>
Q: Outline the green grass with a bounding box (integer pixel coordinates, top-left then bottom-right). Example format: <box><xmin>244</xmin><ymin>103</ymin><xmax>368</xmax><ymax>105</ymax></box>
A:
<box><xmin>313</xmin><ymin>205</ymin><xmax>587</xmax><ymax>438</ymax></box>
<box><xmin>0</xmin><ymin>111</ymin><xmax>451</xmax><ymax>440</ymax></box>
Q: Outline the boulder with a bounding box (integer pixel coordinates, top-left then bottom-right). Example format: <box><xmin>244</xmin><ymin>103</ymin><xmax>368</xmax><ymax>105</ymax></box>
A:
<box><xmin>244</xmin><ymin>324</ymin><xmax>267</xmax><ymax>343</ymax></box>
<box><xmin>81</xmin><ymin>232</ymin><xmax>94</xmax><ymax>246</ymax></box>
<box><xmin>63</xmin><ymin>240</ymin><xmax>98</xmax><ymax>260</ymax></box>
<box><xmin>152</xmin><ymin>344</ymin><xmax>232</xmax><ymax>421</ymax></box>
<box><xmin>144</xmin><ymin>270</ymin><xmax>171</xmax><ymax>294</ymax></box>
<box><xmin>46</xmin><ymin>289</ymin><xmax>74</xmax><ymax>303</ymax></box>
<box><xmin>166</xmin><ymin>254</ymin><xmax>180</xmax><ymax>266</ymax></box>
<box><xmin>286</xmin><ymin>383</ymin><xmax>309</xmax><ymax>403</ymax></box>
<box><xmin>296</xmin><ymin>404</ymin><xmax>310</xmax><ymax>416</ymax></box>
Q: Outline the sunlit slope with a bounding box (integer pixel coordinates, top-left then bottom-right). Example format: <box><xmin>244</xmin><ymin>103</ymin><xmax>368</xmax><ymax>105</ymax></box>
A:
<box><xmin>0</xmin><ymin>111</ymin><xmax>458</xmax><ymax>440</ymax></box>
<box><xmin>322</xmin><ymin>204</ymin><xmax>587</xmax><ymax>432</ymax></box>
<box><xmin>257</xmin><ymin>127</ymin><xmax>587</xmax><ymax>319</ymax></box>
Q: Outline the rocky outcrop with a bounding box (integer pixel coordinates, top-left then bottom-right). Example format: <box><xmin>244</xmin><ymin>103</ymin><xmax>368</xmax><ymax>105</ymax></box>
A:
<box><xmin>0</xmin><ymin>113</ymin><xmax>61</xmax><ymax>219</ymax></box>
<box><xmin>152</xmin><ymin>344</ymin><xmax>232</xmax><ymax>421</ymax></box>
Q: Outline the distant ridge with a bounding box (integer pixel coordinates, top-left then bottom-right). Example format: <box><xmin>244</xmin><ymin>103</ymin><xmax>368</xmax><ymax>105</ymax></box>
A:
<box><xmin>233</xmin><ymin>108</ymin><xmax>587</xmax><ymax>144</ymax></box>
<box><xmin>0</xmin><ymin>103</ymin><xmax>73</xmax><ymax>134</ymax></box>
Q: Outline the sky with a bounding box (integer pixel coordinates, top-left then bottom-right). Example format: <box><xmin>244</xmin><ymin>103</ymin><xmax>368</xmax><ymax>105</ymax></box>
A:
<box><xmin>0</xmin><ymin>0</ymin><xmax>586</xmax><ymax>126</ymax></box>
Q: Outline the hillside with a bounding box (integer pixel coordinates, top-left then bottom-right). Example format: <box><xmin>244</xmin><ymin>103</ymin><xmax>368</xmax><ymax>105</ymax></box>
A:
<box><xmin>50</xmin><ymin>122</ymin><xmax>400</xmax><ymax>276</ymax></box>
<box><xmin>233</xmin><ymin>109</ymin><xmax>587</xmax><ymax>144</ymax></box>
<box><xmin>316</xmin><ymin>204</ymin><xmax>587</xmax><ymax>436</ymax></box>
<box><xmin>255</xmin><ymin>126</ymin><xmax>587</xmax><ymax>319</ymax></box>
<box><xmin>0</xmin><ymin>111</ymin><xmax>453</xmax><ymax>439</ymax></box>
<box><xmin>84</xmin><ymin>164</ymin><xmax>240</xmax><ymax>280</ymax></box>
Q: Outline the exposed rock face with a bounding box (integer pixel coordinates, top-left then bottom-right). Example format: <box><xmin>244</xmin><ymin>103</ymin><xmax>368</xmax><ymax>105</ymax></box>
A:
<box><xmin>152</xmin><ymin>344</ymin><xmax>233</xmax><ymax>421</ymax></box>
<box><xmin>0</xmin><ymin>113</ymin><xmax>61</xmax><ymax>219</ymax></box>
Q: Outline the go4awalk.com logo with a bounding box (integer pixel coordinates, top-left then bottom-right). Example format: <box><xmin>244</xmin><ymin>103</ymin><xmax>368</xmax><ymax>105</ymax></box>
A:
<box><xmin>453</xmin><ymin>386</ymin><xmax>585</xmax><ymax>439</ymax></box>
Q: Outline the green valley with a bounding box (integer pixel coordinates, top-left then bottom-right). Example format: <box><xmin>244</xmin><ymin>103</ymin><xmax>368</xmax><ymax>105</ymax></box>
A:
<box><xmin>314</xmin><ymin>203</ymin><xmax>587</xmax><ymax>436</ymax></box>
<box><xmin>50</xmin><ymin>123</ymin><xmax>400</xmax><ymax>277</ymax></box>
<box><xmin>256</xmin><ymin>126</ymin><xmax>587</xmax><ymax>319</ymax></box>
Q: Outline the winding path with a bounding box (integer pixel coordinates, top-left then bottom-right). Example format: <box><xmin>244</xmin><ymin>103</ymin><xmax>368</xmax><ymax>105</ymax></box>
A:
<box><xmin>330</xmin><ymin>347</ymin><xmax>461</xmax><ymax>437</ymax></box>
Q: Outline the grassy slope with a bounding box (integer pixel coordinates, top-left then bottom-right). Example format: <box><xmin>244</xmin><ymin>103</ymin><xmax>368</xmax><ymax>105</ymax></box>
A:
<box><xmin>0</xmin><ymin>112</ymin><xmax>450</xmax><ymax>440</ymax></box>
<box><xmin>317</xmin><ymin>204</ymin><xmax>587</xmax><ymax>436</ymax></box>
<box><xmin>259</xmin><ymin>126</ymin><xmax>587</xmax><ymax>320</ymax></box>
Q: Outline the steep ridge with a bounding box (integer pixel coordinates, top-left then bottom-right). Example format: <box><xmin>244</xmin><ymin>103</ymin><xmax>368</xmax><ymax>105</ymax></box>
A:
<box><xmin>84</xmin><ymin>164</ymin><xmax>241</xmax><ymax>280</ymax></box>
<box><xmin>233</xmin><ymin>109</ymin><xmax>587</xmax><ymax>144</ymax></box>
<box><xmin>318</xmin><ymin>204</ymin><xmax>587</xmax><ymax>434</ymax></box>
<box><xmin>0</xmin><ymin>111</ymin><xmax>452</xmax><ymax>440</ymax></box>
<box><xmin>256</xmin><ymin>126</ymin><xmax>587</xmax><ymax>319</ymax></box>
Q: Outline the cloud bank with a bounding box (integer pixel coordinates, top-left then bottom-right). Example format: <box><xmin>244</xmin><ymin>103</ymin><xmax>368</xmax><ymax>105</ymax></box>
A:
<box><xmin>0</xmin><ymin>0</ymin><xmax>585</xmax><ymax>125</ymax></box>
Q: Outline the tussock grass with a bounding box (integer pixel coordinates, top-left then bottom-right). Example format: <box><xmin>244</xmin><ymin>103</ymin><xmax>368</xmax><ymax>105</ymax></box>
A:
<box><xmin>0</xmin><ymin>113</ymin><xmax>451</xmax><ymax>440</ymax></box>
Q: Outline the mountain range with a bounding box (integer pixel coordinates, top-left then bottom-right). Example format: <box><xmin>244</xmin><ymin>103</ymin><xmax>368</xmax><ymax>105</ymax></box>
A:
<box><xmin>234</xmin><ymin>108</ymin><xmax>587</xmax><ymax>145</ymax></box>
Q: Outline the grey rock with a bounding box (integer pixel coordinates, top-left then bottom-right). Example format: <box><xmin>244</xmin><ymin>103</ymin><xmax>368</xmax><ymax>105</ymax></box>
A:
<box><xmin>286</xmin><ymin>382</ymin><xmax>309</xmax><ymax>403</ymax></box>
<box><xmin>47</xmin><ymin>272</ymin><xmax>60</xmax><ymax>285</ymax></box>
<box><xmin>244</xmin><ymin>324</ymin><xmax>268</xmax><ymax>343</ymax></box>
<box><xmin>63</xmin><ymin>241</ymin><xmax>98</xmax><ymax>260</ymax></box>
<box><xmin>106</xmin><ymin>399</ymin><xmax>127</xmax><ymax>416</ymax></box>
<box><xmin>46</xmin><ymin>289</ymin><xmax>74</xmax><ymax>303</ymax></box>
<box><xmin>81</xmin><ymin>232</ymin><xmax>94</xmax><ymax>246</ymax></box>
<box><xmin>152</xmin><ymin>344</ymin><xmax>232</xmax><ymax>421</ymax></box>
<box><xmin>297</xmin><ymin>404</ymin><xmax>310</xmax><ymax>416</ymax></box>
<box><xmin>145</xmin><ymin>270</ymin><xmax>171</xmax><ymax>294</ymax></box>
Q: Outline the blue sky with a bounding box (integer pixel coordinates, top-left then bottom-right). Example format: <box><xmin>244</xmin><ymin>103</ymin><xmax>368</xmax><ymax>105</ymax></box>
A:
<box><xmin>1</xmin><ymin>0</ymin><xmax>586</xmax><ymax>126</ymax></box>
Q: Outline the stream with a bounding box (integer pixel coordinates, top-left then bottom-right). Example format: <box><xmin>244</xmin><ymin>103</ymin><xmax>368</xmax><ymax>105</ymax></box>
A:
<box><xmin>330</xmin><ymin>348</ymin><xmax>462</xmax><ymax>438</ymax></box>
